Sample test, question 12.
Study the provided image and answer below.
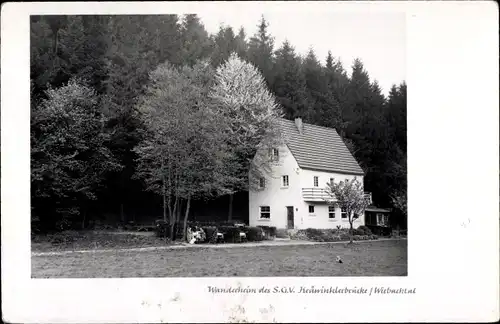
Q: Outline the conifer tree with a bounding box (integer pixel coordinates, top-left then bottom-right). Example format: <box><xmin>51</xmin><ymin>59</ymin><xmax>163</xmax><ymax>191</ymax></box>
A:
<box><xmin>272</xmin><ymin>40</ymin><xmax>308</xmax><ymax>119</ymax></box>
<box><xmin>247</xmin><ymin>15</ymin><xmax>275</xmax><ymax>86</ymax></box>
<box><xmin>210</xmin><ymin>25</ymin><xmax>237</xmax><ymax>67</ymax></box>
<box><xmin>180</xmin><ymin>14</ymin><xmax>212</xmax><ymax>66</ymax></box>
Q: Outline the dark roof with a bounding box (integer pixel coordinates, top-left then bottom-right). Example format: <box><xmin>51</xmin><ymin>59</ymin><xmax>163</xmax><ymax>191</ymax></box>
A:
<box><xmin>365</xmin><ymin>206</ymin><xmax>391</xmax><ymax>213</ymax></box>
<box><xmin>279</xmin><ymin>118</ymin><xmax>364</xmax><ymax>175</ymax></box>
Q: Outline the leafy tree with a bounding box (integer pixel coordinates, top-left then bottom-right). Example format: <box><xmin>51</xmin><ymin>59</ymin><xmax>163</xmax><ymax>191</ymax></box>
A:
<box><xmin>134</xmin><ymin>61</ymin><xmax>232</xmax><ymax>240</ymax></box>
<box><xmin>324</xmin><ymin>178</ymin><xmax>371</xmax><ymax>243</ymax></box>
<box><xmin>391</xmin><ymin>188</ymin><xmax>407</xmax><ymax>224</ymax></box>
<box><xmin>31</xmin><ymin>79</ymin><xmax>121</xmax><ymax>231</ymax></box>
<box><xmin>102</xmin><ymin>15</ymin><xmax>184</xmax><ymax>222</ymax></box>
<box><xmin>247</xmin><ymin>16</ymin><xmax>275</xmax><ymax>86</ymax></box>
<box><xmin>209</xmin><ymin>53</ymin><xmax>284</xmax><ymax>220</ymax></box>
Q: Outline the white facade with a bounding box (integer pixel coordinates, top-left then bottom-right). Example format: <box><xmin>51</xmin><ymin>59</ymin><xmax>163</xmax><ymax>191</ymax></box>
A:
<box><xmin>248</xmin><ymin>144</ymin><xmax>365</xmax><ymax>230</ymax></box>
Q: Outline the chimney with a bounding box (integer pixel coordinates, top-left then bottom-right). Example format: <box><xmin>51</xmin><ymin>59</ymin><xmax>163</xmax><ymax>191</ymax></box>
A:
<box><xmin>295</xmin><ymin>117</ymin><xmax>303</xmax><ymax>134</ymax></box>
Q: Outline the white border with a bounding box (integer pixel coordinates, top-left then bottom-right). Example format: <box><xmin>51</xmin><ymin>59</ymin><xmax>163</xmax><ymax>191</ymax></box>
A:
<box><xmin>2</xmin><ymin>1</ymin><xmax>499</xmax><ymax>322</ymax></box>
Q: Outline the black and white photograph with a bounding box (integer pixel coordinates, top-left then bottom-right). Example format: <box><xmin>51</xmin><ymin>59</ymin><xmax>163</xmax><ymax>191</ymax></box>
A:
<box><xmin>29</xmin><ymin>9</ymin><xmax>407</xmax><ymax>278</ymax></box>
<box><xmin>2</xmin><ymin>1</ymin><xmax>498</xmax><ymax>323</ymax></box>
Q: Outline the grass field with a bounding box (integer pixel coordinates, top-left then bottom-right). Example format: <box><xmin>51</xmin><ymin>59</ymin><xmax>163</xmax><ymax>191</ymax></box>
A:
<box><xmin>32</xmin><ymin>239</ymin><xmax>407</xmax><ymax>278</ymax></box>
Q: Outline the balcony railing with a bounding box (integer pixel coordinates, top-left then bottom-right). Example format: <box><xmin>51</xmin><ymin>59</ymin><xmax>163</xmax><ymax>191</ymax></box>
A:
<box><xmin>302</xmin><ymin>188</ymin><xmax>331</xmax><ymax>202</ymax></box>
<box><xmin>302</xmin><ymin>188</ymin><xmax>372</xmax><ymax>204</ymax></box>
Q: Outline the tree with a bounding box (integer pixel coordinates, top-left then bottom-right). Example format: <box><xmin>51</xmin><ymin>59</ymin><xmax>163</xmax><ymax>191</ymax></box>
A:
<box><xmin>102</xmin><ymin>15</ymin><xmax>184</xmax><ymax>223</ymax></box>
<box><xmin>134</xmin><ymin>60</ymin><xmax>232</xmax><ymax>240</ymax></box>
<box><xmin>272</xmin><ymin>40</ymin><xmax>308</xmax><ymax>119</ymax></box>
<box><xmin>391</xmin><ymin>189</ymin><xmax>407</xmax><ymax>223</ymax></box>
<box><xmin>247</xmin><ymin>16</ymin><xmax>275</xmax><ymax>86</ymax></box>
<box><xmin>209</xmin><ymin>53</ymin><xmax>284</xmax><ymax>220</ymax></box>
<box><xmin>234</xmin><ymin>27</ymin><xmax>249</xmax><ymax>60</ymax></box>
<box><xmin>180</xmin><ymin>14</ymin><xmax>212</xmax><ymax>66</ymax></box>
<box><xmin>31</xmin><ymin>79</ymin><xmax>121</xmax><ymax>231</ymax></box>
<box><xmin>210</xmin><ymin>25</ymin><xmax>237</xmax><ymax>67</ymax></box>
<box><xmin>323</xmin><ymin>51</ymin><xmax>350</xmax><ymax>133</ymax></box>
<box><xmin>324</xmin><ymin>178</ymin><xmax>370</xmax><ymax>243</ymax></box>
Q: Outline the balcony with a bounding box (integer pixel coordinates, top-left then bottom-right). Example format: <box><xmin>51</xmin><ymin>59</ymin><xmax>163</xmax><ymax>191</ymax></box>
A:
<box><xmin>302</xmin><ymin>188</ymin><xmax>331</xmax><ymax>202</ymax></box>
<box><xmin>302</xmin><ymin>188</ymin><xmax>372</xmax><ymax>204</ymax></box>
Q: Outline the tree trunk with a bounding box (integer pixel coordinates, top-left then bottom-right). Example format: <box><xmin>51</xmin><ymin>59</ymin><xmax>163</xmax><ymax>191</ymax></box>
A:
<box><xmin>182</xmin><ymin>196</ymin><xmax>191</xmax><ymax>241</ymax></box>
<box><xmin>228</xmin><ymin>193</ymin><xmax>233</xmax><ymax>222</ymax></box>
<box><xmin>120</xmin><ymin>203</ymin><xmax>125</xmax><ymax>223</ymax></box>
<box><xmin>81</xmin><ymin>208</ymin><xmax>86</xmax><ymax>230</ymax></box>
<box><xmin>172</xmin><ymin>195</ymin><xmax>179</xmax><ymax>240</ymax></box>
<box><xmin>349</xmin><ymin>216</ymin><xmax>354</xmax><ymax>244</ymax></box>
<box><xmin>162</xmin><ymin>166</ymin><xmax>167</xmax><ymax>222</ymax></box>
<box><xmin>169</xmin><ymin>223</ymin><xmax>175</xmax><ymax>242</ymax></box>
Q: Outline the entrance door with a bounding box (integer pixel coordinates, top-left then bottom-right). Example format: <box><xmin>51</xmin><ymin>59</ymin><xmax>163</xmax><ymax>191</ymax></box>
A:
<box><xmin>286</xmin><ymin>206</ymin><xmax>294</xmax><ymax>229</ymax></box>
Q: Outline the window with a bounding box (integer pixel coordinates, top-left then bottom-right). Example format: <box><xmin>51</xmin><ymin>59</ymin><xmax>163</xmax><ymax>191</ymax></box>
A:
<box><xmin>308</xmin><ymin>205</ymin><xmax>315</xmax><ymax>214</ymax></box>
<box><xmin>269</xmin><ymin>148</ymin><xmax>279</xmax><ymax>161</ymax></box>
<box><xmin>260</xmin><ymin>206</ymin><xmax>270</xmax><ymax>219</ymax></box>
<box><xmin>273</xmin><ymin>148</ymin><xmax>279</xmax><ymax>161</ymax></box>
<box><xmin>341</xmin><ymin>207</ymin><xmax>347</xmax><ymax>219</ymax></box>
<box><xmin>282</xmin><ymin>175</ymin><xmax>289</xmax><ymax>187</ymax></box>
<box><xmin>259</xmin><ymin>177</ymin><xmax>265</xmax><ymax>189</ymax></box>
<box><xmin>328</xmin><ymin>206</ymin><xmax>336</xmax><ymax>218</ymax></box>
<box><xmin>313</xmin><ymin>176</ymin><xmax>319</xmax><ymax>187</ymax></box>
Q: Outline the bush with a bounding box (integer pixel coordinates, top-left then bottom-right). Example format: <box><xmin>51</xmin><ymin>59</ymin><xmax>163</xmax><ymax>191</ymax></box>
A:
<box><xmin>289</xmin><ymin>230</ymin><xmax>308</xmax><ymax>241</ymax></box>
<box><xmin>275</xmin><ymin>228</ymin><xmax>289</xmax><ymax>238</ymax></box>
<box><xmin>339</xmin><ymin>233</ymin><xmax>350</xmax><ymax>241</ymax></box>
<box><xmin>352</xmin><ymin>228</ymin><xmax>364</xmax><ymax>236</ymax></box>
<box><xmin>154</xmin><ymin>220</ymin><xmax>169</xmax><ymax>238</ymax></box>
<box><xmin>357</xmin><ymin>225</ymin><xmax>372</xmax><ymax>235</ymax></box>
<box><xmin>257</xmin><ymin>226</ymin><xmax>277</xmax><ymax>239</ymax></box>
<box><xmin>201</xmin><ymin>226</ymin><xmax>218</xmax><ymax>243</ymax></box>
<box><xmin>244</xmin><ymin>226</ymin><xmax>264</xmax><ymax>242</ymax></box>
<box><xmin>302</xmin><ymin>228</ymin><xmax>325</xmax><ymax>241</ymax></box>
<box><xmin>218</xmin><ymin>226</ymin><xmax>242</xmax><ymax>243</ymax></box>
<box><xmin>49</xmin><ymin>232</ymin><xmax>75</xmax><ymax>245</ymax></box>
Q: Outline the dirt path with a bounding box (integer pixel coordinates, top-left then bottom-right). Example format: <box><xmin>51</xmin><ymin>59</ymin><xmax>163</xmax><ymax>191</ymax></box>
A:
<box><xmin>31</xmin><ymin>238</ymin><xmax>404</xmax><ymax>257</ymax></box>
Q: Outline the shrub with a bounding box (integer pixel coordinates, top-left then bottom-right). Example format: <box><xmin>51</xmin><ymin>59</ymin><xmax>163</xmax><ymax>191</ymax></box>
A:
<box><xmin>218</xmin><ymin>226</ymin><xmax>242</xmax><ymax>243</ymax></box>
<box><xmin>275</xmin><ymin>228</ymin><xmax>289</xmax><ymax>238</ymax></box>
<box><xmin>49</xmin><ymin>231</ymin><xmax>81</xmax><ymax>245</ymax></box>
<box><xmin>202</xmin><ymin>226</ymin><xmax>218</xmax><ymax>243</ymax></box>
<box><xmin>303</xmin><ymin>228</ymin><xmax>325</xmax><ymax>241</ymax></box>
<box><xmin>357</xmin><ymin>225</ymin><xmax>372</xmax><ymax>235</ymax></box>
<box><xmin>289</xmin><ymin>230</ymin><xmax>308</xmax><ymax>241</ymax></box>
<box><xmin>244</xmin><ymin>226</ymin><xmax>264</xmax><ymax>242</ymax></box>
<box><xmin>154</xmin><ymin>220</ymin><xmax>169</xmax><ymax>238</ymax></box>
<box><xmin>257</xmin><ymin>226</ymin><xmax>277</xmax><ymax>239</ymax></box>
<box><xmin>352</xmin><ymin>228</ymin><xmax>364</xmax><ymax>236</ymax></box>
<box><xmin>339</xmin><ymin>233</ymin><xmax>350</xmax><ymax>241</ymax></box>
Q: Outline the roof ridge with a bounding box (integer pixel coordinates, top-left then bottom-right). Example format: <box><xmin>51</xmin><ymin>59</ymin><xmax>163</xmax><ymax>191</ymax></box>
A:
<box><xmin>280</xmin><ymin>117</ymin><xmax>341</xmax><ymax>134</ymax></box>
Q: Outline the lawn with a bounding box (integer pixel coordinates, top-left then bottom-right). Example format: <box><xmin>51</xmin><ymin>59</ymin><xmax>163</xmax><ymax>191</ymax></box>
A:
<box><xmin>31</xmin><ymin>239</ymin><xmax>407</xmax><ymax>278</ymax></box>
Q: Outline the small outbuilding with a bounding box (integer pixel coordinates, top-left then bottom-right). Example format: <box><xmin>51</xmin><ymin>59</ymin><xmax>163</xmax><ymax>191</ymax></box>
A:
<box><xmin>364</xmin><ymin>206</ymin><xmax>392</xmax><ymax>236</ymax></box>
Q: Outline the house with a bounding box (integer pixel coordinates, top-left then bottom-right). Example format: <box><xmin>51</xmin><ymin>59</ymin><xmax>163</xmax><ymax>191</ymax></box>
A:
<box><xmin>249</xmin><ymin>117</ymin><xmax>372</xmax><ymax>230</ymax></box>
<box><xmin>364</xmin><ymin>206</ymin><xmax>392</xmax><ymax>235</ymax></box>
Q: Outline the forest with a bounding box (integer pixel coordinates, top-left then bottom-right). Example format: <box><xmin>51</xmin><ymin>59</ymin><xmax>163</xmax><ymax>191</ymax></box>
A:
<box><xmin>30</xmin><ymin>14</ymin><xmax>407</xmax><ymax>233</ymax></box>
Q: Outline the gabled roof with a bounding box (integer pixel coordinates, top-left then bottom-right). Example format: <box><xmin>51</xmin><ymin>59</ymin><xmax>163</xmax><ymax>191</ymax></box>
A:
<box><xmin>365</xmin><ymin>206</ymin><xmax>391</xmax><ymax>213</ymax></box>
<box><xmin>279</xmin><ymin>118</ymin><xmax>364</xmax><ymax>175</ymax></box>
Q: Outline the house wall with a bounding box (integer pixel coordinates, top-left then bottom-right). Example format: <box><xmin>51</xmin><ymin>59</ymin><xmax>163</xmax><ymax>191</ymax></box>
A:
<box><xmin>249</xmin><ymin>145</ymin><xmax>303</xmax><ymax>229</ymax></box>
<box><xmin>249</xmin><ymin>145</ymin><xmax>365</xmax><ymax>230</ymax></box>
<box><xmin>299</xmin><ymin>169</ymin><xmax>365</xmax><ymax>229</ymax></box>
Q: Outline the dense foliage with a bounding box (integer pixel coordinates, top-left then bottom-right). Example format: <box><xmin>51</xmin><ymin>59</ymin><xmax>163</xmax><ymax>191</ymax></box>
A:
<box><xmin>30</xmin><ymin>14</ymin><xmax>407</xmax><ymax>232</ymax></box>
